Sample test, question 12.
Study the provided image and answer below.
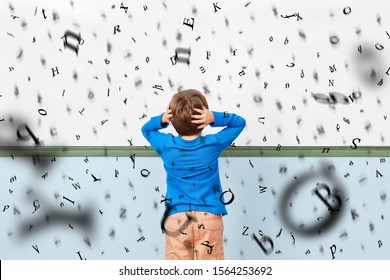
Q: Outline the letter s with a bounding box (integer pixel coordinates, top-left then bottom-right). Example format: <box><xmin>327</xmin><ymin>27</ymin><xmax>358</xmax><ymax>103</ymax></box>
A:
<box><xmin>350</xmin><ymin>138</ymin><xmax>361</xmax><ymax>149</ymax></box>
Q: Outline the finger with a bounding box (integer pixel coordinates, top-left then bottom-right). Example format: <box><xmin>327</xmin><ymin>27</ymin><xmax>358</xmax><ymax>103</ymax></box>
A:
<box><xmin>191</xmin><ymin>114</ymin><xmax>202</xmax><ymax>119</ymax></box>
<box><xmin>193</xmin><ymin>108</ymin><xmax>203</xmax><ymax>114</ymax></box>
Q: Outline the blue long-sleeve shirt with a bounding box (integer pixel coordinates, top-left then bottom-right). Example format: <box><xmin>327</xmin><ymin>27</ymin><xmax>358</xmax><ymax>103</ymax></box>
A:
<box><xmin>141</xmin><ymin>111</ymin><xmax>246</xmax><ymax>216</ymax></box>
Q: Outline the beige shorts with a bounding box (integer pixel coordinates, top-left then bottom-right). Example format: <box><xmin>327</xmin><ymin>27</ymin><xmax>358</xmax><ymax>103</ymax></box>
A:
<box><xmin>164</xmin><ymin>210</ymin><xmax>224</xmax><ymax>260</ymax></box>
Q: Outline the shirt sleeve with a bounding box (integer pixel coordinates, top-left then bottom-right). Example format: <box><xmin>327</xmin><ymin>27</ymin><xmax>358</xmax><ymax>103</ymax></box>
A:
<box><xmin>141</xmin><ymin>113</ymin><xmax>169</xmax><ymax>154</ymax></box>
<box><xmin>209</xmin><ymin>111</ymin><xmax>246</xmax><ymax>151</ymax></box>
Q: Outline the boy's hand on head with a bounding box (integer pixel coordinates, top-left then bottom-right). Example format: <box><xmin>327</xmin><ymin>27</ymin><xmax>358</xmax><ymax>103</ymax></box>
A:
<box><xmin>191</xmin><ymin>106</ymin><xmax>214</xmax><ymax>129</ymax></box>
<box><xmin>162</xmin><ymin>108</ymin><xmax>173</xmax><ymax>125</ymax></box>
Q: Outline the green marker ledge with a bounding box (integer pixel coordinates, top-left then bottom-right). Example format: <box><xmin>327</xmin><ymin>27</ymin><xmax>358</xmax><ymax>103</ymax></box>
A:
<box><xmin>0</xmin><ymin>146</ymin><xmax>390</xmax><ymax>157</ymax></box>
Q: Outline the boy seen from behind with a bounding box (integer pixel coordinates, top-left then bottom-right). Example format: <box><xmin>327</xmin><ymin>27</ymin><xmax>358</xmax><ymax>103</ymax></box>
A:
<box><xmin>141</xmin><ymin>89</ymin><xmax>246</xmax><ymax>260</ymax></box>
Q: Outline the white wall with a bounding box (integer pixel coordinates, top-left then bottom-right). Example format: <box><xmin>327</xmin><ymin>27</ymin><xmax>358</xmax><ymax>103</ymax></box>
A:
<box><xmin>1</xmin><ymin>0</ymin><xmax>389</xmax><ymax>147</ymax></box>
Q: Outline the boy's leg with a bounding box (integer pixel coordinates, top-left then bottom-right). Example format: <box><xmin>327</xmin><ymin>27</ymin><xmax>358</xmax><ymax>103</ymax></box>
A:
<box><xmin>193</xmin><ymin>211</ymin><xmax>224</xmax><ymax>260</ymax></box>
<box><xmin>164</xmin><ymin>212</ymin><xmax>195</xmax><ymax>260</ymax></box>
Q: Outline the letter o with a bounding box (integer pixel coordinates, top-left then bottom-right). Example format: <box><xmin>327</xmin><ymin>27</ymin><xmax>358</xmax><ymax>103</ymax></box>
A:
<box><xmin>38</xmin><ymin>109</ymin><xmax>47</xmax><ymax>116</ymax></box>
<box><xmin>140</xmin><ymin>169</ymin><xmax>150</xmax><ymax>177</ymax></box>
<box><xmin>329</xmin><ymin>35</ymin><xmax>340</xmax><ymax>45</ymax></box>
<box><xmin>343</xmin><ymin>7</ymin><xmax>351</xmax><ymax>15</ymax></box>
<box><xmin>220</xmin><ymin>188</ymin><xmax>235</xmax><ymax>205</ymax></box>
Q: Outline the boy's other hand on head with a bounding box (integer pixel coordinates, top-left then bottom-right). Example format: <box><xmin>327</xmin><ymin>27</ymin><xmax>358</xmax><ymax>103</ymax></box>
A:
<box><xmin>191</xmin><ymin>106</ymin><xmax>214</xmax><ymax>129</ymax></box>
<box><xmin>162</xmin><ymin>108</ymin><xmax>173</xmax><ymax>125</ymax></box>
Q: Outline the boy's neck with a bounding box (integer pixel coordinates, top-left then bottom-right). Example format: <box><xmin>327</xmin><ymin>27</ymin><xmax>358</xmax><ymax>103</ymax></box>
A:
<box><xmin>181</xmin><ymin>133</ymin><xmax>201</xmax><ymax>140</ymax></box>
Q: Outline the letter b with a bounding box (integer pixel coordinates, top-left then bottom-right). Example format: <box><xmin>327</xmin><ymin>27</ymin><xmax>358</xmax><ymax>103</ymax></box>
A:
<box><xmin>312</xmin><ymin>183</ymin><xmax>342</xmax><ymax>212</ymax></box>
